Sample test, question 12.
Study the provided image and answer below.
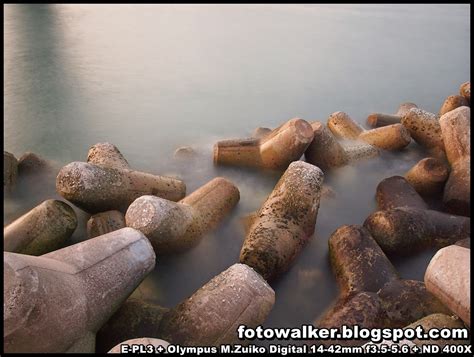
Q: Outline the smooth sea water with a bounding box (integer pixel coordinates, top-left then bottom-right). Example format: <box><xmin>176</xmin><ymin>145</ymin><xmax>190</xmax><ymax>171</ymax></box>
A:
<box><xmin>4</xmin><ymin>4</ymin><xmax>470</xmax><ymax>346</ymax></box>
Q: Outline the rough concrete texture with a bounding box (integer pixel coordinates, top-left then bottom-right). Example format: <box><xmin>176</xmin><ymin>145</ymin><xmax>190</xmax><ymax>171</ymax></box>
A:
<box><xmin>4</xmin><ymin>227</ymin><xmax>156</xmax><ymax>353</ymax></box>
<box><xmin>304</xmin><ymin>121</ymin><xmax>348</xmax><ymax>169</ymax></box>
<box><xmin>366</xmin><ymin>113</ymin><xmax>402</xmax><ymax>128</ymax></box>
<box><xmin>364</xmin><ymin>207</ymin><xmax>470</xmax><ymax>254</ymax></box>
<box><xmin>425</xmin><ymin>245</ymin><xmax>470</xmax><ymax>327</ymax></box>
<box><xmin>358</xmin><ymin>124</ymin><xmax>412</xmax><ymax>150</ymax></box>
<box><xmin>17</xmin><ymin>152</ymin><xmax>52</xmax><ymax>176</ymax></box>
<box><xmin>87</xmin><ymin>142</ymin><xmax>130</xmax><ymax>170</ymax></box>
<box><xmin>439</xmin><ymin>95</ymin><xmax>469</xmax><ymax>116</ymax></box>
<box><xmin>4</xmin><ymin>151</ymin><xmax>18</xmax><ymax>189</ymax></box>
<box><xmin>342</xmin><ymin>141</ymin><xmax>380</xmax><ymax>162</ymax></box>
<box><xmin>252</xmin><ymin>127</ymin><xmax>272</xmax><ymax>139</ymax></box>
<box><xmin>401</xmin><ymin>108</ymin><xmax>444</xmax><ymax>150</ymax></box>
<box><xmin>240</xmin><ymin>161</ymin><xmax>324</xmax><ymax>281</ymax></box>
<box><xmin>404</xmin><ymin>313</ymin><xmax>469</xmax><ymax>346</ymax></box>
<box><xmin>56</xmin><ymin>161</ymin><xmax>186</xmax><ymax>213</ymax></box>
<box><xmin>213</xmin><ymin>118</ymin><xmax>314</xmax><ymax>170</ymax></box>
<box><xmin>87</xmin><ymin>210</ymin><xmax>126</xmax><ymax>239</ymax></box>
<box><xmin>459</xmin><ymin>81</ymin><xmax>470</xmax><ymax>104</ymax></box>
<box><xmin>375</xmin><ymin>176</ymin><xmax>428</xmax><ymax>211</ymax></box>
<box><xmin>108</xmin><ymin>338</ymin><xmax>170</xmax><ymax>353</ymax></box>
<box><xmin>329</xmin><ymin>225</ymin><xmax>399</xmax><ymax>297</ymax></box>
<box><xmin>377</xmin><ymin>279</ymin><xmax>452</xmax><ymax>328</ymax></box>
<box><xmin>405</xmin><ymin>157</ymin><xmax>449</xmax><ymax>196</ymax></box>
<box><xmin>4</xmin><ymin>199</ymin><xmax>78</xmax><ymax>255</ymax></box>
<box><xmin>327</xmin><ymin>111</ymin><xmax>364</xmax><ymax>139</ymax></box>
<box><xmin>439</xmin><ymin>106</ymin><xmax>470</xmax><ymax>216</ymax></box>
<box><xmin>173</xmin><ymin>146</ymin><xmax>197</xmax><ymax>160</ymax></box>
<box><xmin>158</xmin><ymin>263</ymin><xmax>275</xmax><ymax>346</ymax></box>
<box><xmin>126</xmin><ymin>177</ymin><xmax>239</xmax><ymax>253</ymax></box>
<box><xmin>96</xmin><ymin>298</ymin><xmax>169</xmax><ymax>353</ymax></box>
<box><xmin>396</xmin><ymin>102</ymin><xmax>418</xmax><ymax>117</ymax></box>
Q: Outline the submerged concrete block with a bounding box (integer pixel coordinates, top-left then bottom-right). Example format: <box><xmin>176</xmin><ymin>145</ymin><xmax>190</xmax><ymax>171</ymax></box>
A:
<box><xmin>4</xmin><ymin>227</ymin><xmax>156</xmax><ymax>353</ymax></box>
<box><xmin>87</xmin><ymin>210</ymin><xmax>126</xmax><ymax>239</ymax></box>
<box><xmin>126</xmin><ymin>177</ymin><xmax>239</xmax><ymax>253</ymax></box>
<box><xmin>401</xmin><ymin>108</ymin><xmax>444</xmax><ymax>151</ymax></box>
<box><xmin>213</xmin><ymin>118</ymin><xmax>314</xmax><ymax>170</ymax></box>
<box><xmin>4</xmin><ymin>199</ymin><xmax>78</xmax><ymax>256</ymax></box>
<box><xmin>158</xmin><ymin>263</ymin><xmax>275</xmax><ymax>346</ymax></box>
<box><xmin>439</xmin><ymin>106</ymin><xmax>470</xmax><ymax>216</ymax></box>
<box><xmin>329</xmin><ymin>225</ymin><xmax>399</xmax><ymax>297</ymax></box>
<box><xmin>87</xmin><ymin>142</ymin><xmax>130</xmax><ymax>170</ymax></box>
<box><xmin>56</xmin><ymin>162</ymin><xmax>186</xmax><ymax>213</ymax></box>
<box><xmin>364</xmin><ymin>207</ymin><xmax>470</xmax><ymax>254</ymax></box>
<box><xmin>405</xmin><ymin>157</ymin><xmax>449</xmax><ymax>196</ymax></box>
<box><xmin>375</xmin><ymin>176</ymin><xmax>428</xmax><ymax>211</ymax></box>
<box><xmin>240</xmin><ymin>161</ymin><xmax>323</xmax><ymax>281</ymax></box>
<box><xmin>17</xmin><ymin>152</ymin><xmax>53</xmax><ymax>176</ymax></box>
<box><xmin>425</xmin><ymin>245</ymin><xmax>470</xmax><ymax>327</ymax></box>
<box><xmin>4</xmin><ymin>151</ymin><xmax>18</xmax><ymax>189</ymax></box>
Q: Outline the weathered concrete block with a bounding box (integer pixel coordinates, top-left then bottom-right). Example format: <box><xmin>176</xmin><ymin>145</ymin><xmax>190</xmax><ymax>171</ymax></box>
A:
<box><xmin>439</xmin><ymin>95</ymin><xmax>469</xmax><ymax>116</ymax></box>
<box><xmin>240</xmin><ymin>161</ymin><xmax>323</xmax><ymax>281</ymax></box>
<box><xmin>364</xmin><ymin>207</ymin><xmax>470</xmax><ymax>254</ymax></box>
<box><xmin>425</xmin><ymin>245</ymin><xmax>470</xmax><ymax>327</ymax></box>
<box><xmin>17</xmin><ymin>152</ymin><xmax>53</xmax><ymax>176</ymax></box>
<box><xmin>367</xmin><ymin>102</ymin><xmax>419</xmax><ymax>128</ymax></box>
<box><xmin>304</xmin><ymin>121</ymin><xmax>349</xmax><ymax>169</ymax></box>
<box><xmin>375</xmin><ymin>176</ymin><xmax>428</xmax><ymax>211</ymax></box>
<box><xmin>108</xmin><ymin>338</ymin><xmax>169</xmax><ymax>353</ymax></box>
<box><xmin>459</xmin><ymin>81</ymin><xmax>470</xmax><ymax>104</ymax></box>
<box><xmin>87</xmin><ymin>210</ymin><xmax>126</xmax><ymax>239</ymax></box>
<box><xmin>4</xmin><ymin>199</ymin><xmax>78</xmax><ymax>255</ymax></box>
<box><xmin>358</xmin><ymin>124</ymin><xmax>411</xmax><ymax>150</ymax></box>
<box><xmin>401</xmin><ymin>108</ymin><xmax>444</xmax><ymax>151</ymax></box>
<box><xmin>327</xmin><ymin>111</ymin><xmax>364</xmax><ymax>139</ymax></box>
<box><xmin>342</xmin><ymin>141</ymin><xmax>380</xmax><ymax>162</ymax></box>
<box><xmin>173</xmin><ymin>146</ymin><xmax>197</xmax><ymax>160</ymax></box>
<box><xmin>439</xmin><ymin>106</ymin><xmax>470</xmax><ymax>216</ymax></box>
<box><xmin>126</xmin><ymin>177</ymin><xmax>239</xmax><ymax>253</ymax></box>
<box><xmin>56</xmin><ymin>162</ymin><xmax>186</xmax><ymax>213</ymax></box>
<box><xmin>87</xmin><ymin>142</ymin><xmax>130</xmax><ymax>170</ymax></box>
<box><xmin>4</xmin><ymin>151</ymin><xmax>18</xmax><ymax>189</ymax></box>
<box><xmin>405</xmin><ymin>157</ymin><xmax>449</xmax><ymax>196</ymax></box>
<box><xmin>213</xmin><ymin>118</ymin><xmax>314</xmax><ymax>170</ymax></box>
<box><xmin>158</xmin><ymin>263</ymin><xmax>275</xmax><ymax>346</ymax></box>
<box><xmin>396</xmin><ymin>102</ymin><xmax>419</xmax><ymax>117</ymax></box>
<box><xmin>329</xmin><ymin>225</ymin><xmax>399</xmax><ymax>297</ymax></box>
<box><xmin>4</xmin><ymin>227</ymin><xmax>156</xmax><ymax>353</ymax></box>
<box><xmin>96</xmin><ymin>298</ymin><xmax>169</xmax><ymax>353</ymax></box>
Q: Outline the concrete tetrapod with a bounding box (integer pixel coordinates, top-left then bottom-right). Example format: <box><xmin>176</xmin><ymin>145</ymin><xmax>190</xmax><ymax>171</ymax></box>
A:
<box><xmin>401</xmin><ymin>108</ymin><xmax>444</xmax><ymax>151</ymax></box>
<box><xmin>4</xmin><ymin>199</ymin><xmax>78</xmax><ymax>255</ymax></box>
<box><xmin>367</xmin><ymin>102</ymin><xmax>418</xmax><ymax>128</ymax></box>
<box><xmin>158</xmin><ymin>263</ymin><xmax>275</xmax><ymax>346</ymax></box>
<box><xmin>96</xmin><ymin>298</ymin><xmax>170</xmax><ymax>353</ymax></box>
<box><xmin>56</xmin><ymin>162</ymin><xmax>186</xmax><ymax>213</ymax></box>
<box><xmin>4</xmin><ymin>227</ymin><xmax>156</xmax><ymax>353</ymax></box>
<box><xmin>439</xmin><ymin>106</ymin><xmax>470</xmax><ymax>216</ymax></box>
<box><xmin>439</xmin><ymin>95</ymin><xmax>469</xmax><ymax>116</ymax></box>
<box><xmin>459</xmin><ymin>81</ymin><xmax>470</xmax><ymax>104</ymax></box>
<box><xmin>313</xmin><ymin>225</ymin><xmax>450</xmax><ymax>347</ymax></box>
<box><xmin>425</xmin><ymin>245</ymin><xmax>470</xmax><ymax>327</ymax></box>
<box><xmin>126</xmin><ymin>177</ymin><xmax>239</xmax><ymax>253</ymax></box>
<box><xmin>375</xmin><ymin>176</ymin><xmax>429</xmax><ymax>211</ymax></box>
<box><xmin>363</xmin><ymin>207</ymin><xmax>470</xmax><ymax>254</ymax></box>
<box><xmin>239</xmin><ymin>161</ymin><xmax>324</xmax><ymax>281</ymax></box>
<box><xmin>108</xmin><ymin>338</ymin><xmax>170</xmax><ymax>353</ymax></box>
<box><xmin>405</xmin><ymin>157</ymin><xmax>449</xmax><ymax>197</ymax></box>
<box><xmin>4</xmin><ymin>151</ymin><xmax>18</xmax><ymax>189</ymax></box>
<box><xmin>87</xmin><ymin>210</ymin><xmax>126</xmax><ymax>239</ymax></box>
<box><xmin>17</xmin><ymin>152</ymin><xmax>53</xmax><ymax>176</ymax></box>
<box><xmin>304</xmin><ymin>121</ymin><xmax>380</xmax><ymax>170</ymax></box>
<box><xmin>213</xmin><ymin>118</ymin><xmax>314</xmax><ymax>170</ymax></box>
<box><xmin>87</xmin><ymin>142</ymin><xmax>131</xmax><ymax>170</ymax></box>
<box><xmin>327</xmin><ymin>112</ymin><xmax>411</xmax><ymax>150</ymax></box>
